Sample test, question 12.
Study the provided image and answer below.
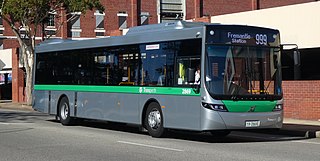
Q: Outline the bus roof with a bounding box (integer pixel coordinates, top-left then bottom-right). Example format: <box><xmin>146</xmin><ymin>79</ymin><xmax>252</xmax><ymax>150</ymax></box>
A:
<box><xmin>126</xmin><ymin>21</ymin><xmax>208</xmax><ymax>35</ymax></box>
<box><xmin>36</xmin><ymin>21</ymin><xmax>278</xmax><ymax>53</ymax></box>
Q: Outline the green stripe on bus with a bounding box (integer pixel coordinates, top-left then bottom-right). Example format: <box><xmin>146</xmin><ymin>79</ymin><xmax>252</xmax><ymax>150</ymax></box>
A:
<box><xmin>222</xmin><ymin>100</ymin><xmax>276</xmax><ymax>112</ymax></box>
<box><xmin>34</xmin><ymin>85</ymin><xmax>200</xmax><ymax>96</ymax></box>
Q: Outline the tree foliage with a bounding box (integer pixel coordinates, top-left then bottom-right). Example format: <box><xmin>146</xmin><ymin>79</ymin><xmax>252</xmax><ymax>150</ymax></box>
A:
<box><xmin>0</xmin><ymin>0</ymin><xmax>104</xmax><ymax>40</ymax></box>
<box><xmin>0</xmin><ymin>0</ymin><xmax>104</xmax><ymax>104</ymax></box>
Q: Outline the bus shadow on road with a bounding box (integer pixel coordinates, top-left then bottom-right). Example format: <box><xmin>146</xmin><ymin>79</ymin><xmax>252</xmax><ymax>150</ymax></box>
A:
<box><xmin>0</xmin><ymin>111</ymin><xmax>50</xmax><ymax>123</ymax></box>
<box><xmin>50</xmin><ymin>118</ymin><xmax>149</xmax><ymax>136</ymax></box>
<box><xmin>167</xmin><ymin>130</ymin><xmax>310</xmax><ymax>143</ymax></box>
<box><xmin>158</xmin><ymin>128</ymin><xmax>309</xmax><ymax>143</ymax></box>
<box><xmin>50</xmin><ymin>118</ymin><xmax>310</xmax><ymax>144</ymax></box>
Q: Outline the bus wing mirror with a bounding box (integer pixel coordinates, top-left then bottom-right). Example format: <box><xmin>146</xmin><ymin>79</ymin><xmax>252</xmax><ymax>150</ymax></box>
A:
<box><xmin>281</xmin><ymin>44</ymin><xmax>300</xmax><ymax>66</ymax></box>
<box><xmin>273</xmin><ymin>55</ymin><xmax>278</xmax><ymax>69</ymax></box>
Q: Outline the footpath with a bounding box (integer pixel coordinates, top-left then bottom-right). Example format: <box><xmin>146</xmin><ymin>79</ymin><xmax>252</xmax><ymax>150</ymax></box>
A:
<box><xmin>1</xmin><ymin>100</ymin><xmax>320</xmax><ymax>138</ymax></box>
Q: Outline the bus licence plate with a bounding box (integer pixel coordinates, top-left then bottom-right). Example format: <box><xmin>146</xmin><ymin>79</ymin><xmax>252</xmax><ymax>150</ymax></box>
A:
<box><xmin>245</xmin><ymin>121</ymin><xmax>261</xmax><ymax>127</ymax></box>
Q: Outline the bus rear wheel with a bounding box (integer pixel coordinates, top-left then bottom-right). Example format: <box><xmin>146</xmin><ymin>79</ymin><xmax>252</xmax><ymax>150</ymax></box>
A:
<box><xmin>58</xmin><ymin>97</ymin><xmax>74</xmax><ymax>126</ymax></box>
<box><xmin>144</xmin><ymin>102</ymin><xmax>165</xmax><ymax>138</ymax></box>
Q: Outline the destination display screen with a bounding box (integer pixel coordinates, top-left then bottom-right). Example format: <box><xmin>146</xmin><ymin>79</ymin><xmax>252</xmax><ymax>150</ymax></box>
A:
<box><xmin>205</xmin><ymin>25</ymin><xmax>280</xmax><ymax>47</ymax></box>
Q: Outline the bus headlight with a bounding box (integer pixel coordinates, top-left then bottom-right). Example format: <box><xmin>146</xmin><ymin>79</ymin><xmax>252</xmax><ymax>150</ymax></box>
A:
<box><xmin>202</xmin><ymin>103</ymin><xmax>228</xmax><ymax>112</ymax></box>
<box><xmin>273</xmin><ymin>104</ymin><xmax>283</xmax><ymax>111</ymax></box>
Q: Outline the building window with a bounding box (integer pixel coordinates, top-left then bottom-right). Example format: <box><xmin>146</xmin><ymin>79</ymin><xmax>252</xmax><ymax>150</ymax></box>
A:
<box><xmin>95</xmin><ymin>11</ymin><xmax>105</xmax><ymax>29</ymax></box>
<box><xmin>95</xmin><ymin>11</ymin><xmax>105</xmax><ymax>37</ymax></box>
<box><xmin>0</xmin><ymin>17</ymin><xmax>3</xmax><ymax>26</ymax></box>
<box><xmin>20</xmin><ymin>28</ymin><xmax>28</xmax><ymax>38</ymax></box>
<box><xmin>0</xmin><ymin>17</ymin><xmax>4</xmax><ymax>36</ymax></box>
<box><xmin>45</xmin><ymin>29</ymin><xmax>56</xmax><ymax>37</ymax></box>
<box><xmin>0</xmin><ymin>39</ymin><xmax>3</xmax><ymax>50</ymax></box>
<box><xmin>68</xmin><ymin>12</ymin><xmax>82</xmax><ymax>37</ymax></box>
<box><xmin>141</xmin><ymin>12</ymin><xmax>149</xmax><ymax>25</ymax></box>
<box><xmin>71</xmin><ymin>29</ymin><xmax>81</xmax><ymax>37</ymax></box>
<box><xmin>47</xmin><ymin>11</ymin><xmax>56</xmax><ymax>27</ymax></box>
<box><xmin>159</xmin><ymin>0</ymin><xmax>185</xmax><ymax>23</ymax></box>
<box><xmin>70</xmin><ymin>13</ymin><xmax>81</xmax><ymax>29</ymax></box>
<box><xmin>45</xmin><ymin>11</ymin><xmax>56</xmax><ymax>37</ymax></box>
<box><xmin>117</xmin><ymin>12</ymin><xmax>128</xmax><ymax>30</ymax></box>
<box><xmin>95</xmin><ymin>31</ymin><xmax>104</xmax><ymax>37</ymax></box>
<box><xmin>47</xmin><ymin>14</ymin><xmax>55</xmax><ymax>27</ymax></box>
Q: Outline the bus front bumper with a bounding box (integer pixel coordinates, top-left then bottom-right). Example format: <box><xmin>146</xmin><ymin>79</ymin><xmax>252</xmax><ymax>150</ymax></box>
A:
<box><xmin>201</xmin><ymin>108</ymin><xmax>283</xmax><ymax>130</ymax></box>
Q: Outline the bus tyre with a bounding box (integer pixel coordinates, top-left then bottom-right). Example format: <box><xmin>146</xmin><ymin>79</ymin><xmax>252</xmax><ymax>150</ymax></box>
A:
<box><xmin>58</xmin><ymin>97</ymin><xmax>74</xmax><ymax>126</ymax></box>
<box><xmin>144</xmin><ymin>102</ymin><xmax>165</xmax><ymax>138</ymax></box>
<box><xmin>210</xmin><ymin>130</ymin><xmax>231</xmax><ymax>137</ymax></box>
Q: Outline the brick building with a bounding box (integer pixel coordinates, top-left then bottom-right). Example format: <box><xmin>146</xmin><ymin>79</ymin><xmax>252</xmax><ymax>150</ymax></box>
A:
<box><xmin>0</xmin><ymin>0</ymin><xmax>319</xmax><ymax>120</ymax></box>
<box><xmin>2</xmin><ymin>0</ymin><xmax>316</xmax><ymax>45</ymax></box>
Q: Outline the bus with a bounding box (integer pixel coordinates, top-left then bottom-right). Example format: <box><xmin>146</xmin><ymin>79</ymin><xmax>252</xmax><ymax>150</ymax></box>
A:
<box><xmin>33</xmin><ymin>21</ymin><xmax>283</xmax><ymax>137</ymax></box>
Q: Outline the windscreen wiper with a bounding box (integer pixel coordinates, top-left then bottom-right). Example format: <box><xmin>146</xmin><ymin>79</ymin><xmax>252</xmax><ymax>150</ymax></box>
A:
<box><xmin>264</xmin><ymin>71</ymin><xmax>277</xmax><ymax>95</ymax></box>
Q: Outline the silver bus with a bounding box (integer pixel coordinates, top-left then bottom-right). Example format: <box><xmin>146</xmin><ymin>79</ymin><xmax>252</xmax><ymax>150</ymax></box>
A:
<box><xmin>33</xmin><ymin>21</ymin><xmax>283</xmax><ymax>137</ymax></box>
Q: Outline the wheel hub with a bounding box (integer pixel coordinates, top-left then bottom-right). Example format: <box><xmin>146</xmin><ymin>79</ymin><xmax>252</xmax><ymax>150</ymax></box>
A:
<box><xmin>148</xmin><ymin>110</ymin><xmax>161</xmax><ymax>129</ymax></box>
<box><xmin>60</xmin><ymin>103</ymin><xmax>69</xmax><ymax>120</ymax></box>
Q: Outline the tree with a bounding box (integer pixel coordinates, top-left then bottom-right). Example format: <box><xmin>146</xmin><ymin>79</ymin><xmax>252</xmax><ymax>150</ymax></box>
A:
<box><xmin>0</xmin><ymin>0</ymin><xmax>104</xmax><ymax>105</ymax></box>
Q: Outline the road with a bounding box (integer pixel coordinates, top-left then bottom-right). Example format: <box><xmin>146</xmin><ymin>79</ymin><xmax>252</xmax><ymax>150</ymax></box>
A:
<box><xmin>0</xmin><ymin>108</ymin><xmax>319</xmax><ymax>161</ymax></box>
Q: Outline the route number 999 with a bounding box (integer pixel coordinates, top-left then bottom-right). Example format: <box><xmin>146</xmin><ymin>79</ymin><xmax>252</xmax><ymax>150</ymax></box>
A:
<box><xmin>256</xmin><ymin>34</ymin><xmax>267</xmax><ymax>45</ymax></box>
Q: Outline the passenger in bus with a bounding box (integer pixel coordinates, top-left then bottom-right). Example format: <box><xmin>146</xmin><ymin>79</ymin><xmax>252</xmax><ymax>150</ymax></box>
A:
<box><xmin>142</xmin><ymin>70</ymin><xmax>151</xmax><ymax>85</ymax></box>
<box><xmin>157</xmin><ymin>75</ymin><xmax>165</xmax><ymax>86</ymax></box>
<box><xmin>194</xmin><ymin>65</ymin><xmax>200</xmax><ymax>84</ymax></box>
<box><xmin>157</xmin><ymin>66</ymin><xmax>166</xmax><ymax>86</ymax></box>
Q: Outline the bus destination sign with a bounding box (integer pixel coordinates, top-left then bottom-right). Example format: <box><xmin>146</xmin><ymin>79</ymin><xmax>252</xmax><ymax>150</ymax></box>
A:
<box><xmin>227</xmin><ymin>32</ymin><xmax>268</xmax><ymax>46</ymax></box>
<box><xmin>206</xmin><ymin>25</ymin><xmax>279</xmax><ymax>47</ymax></box>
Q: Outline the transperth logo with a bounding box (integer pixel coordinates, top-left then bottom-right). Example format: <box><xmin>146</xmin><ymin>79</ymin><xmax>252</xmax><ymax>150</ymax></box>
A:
<box><xmin>248</xmin><ymin>106</ymin><xmax>256</xmax><ymax>112</ymax></box>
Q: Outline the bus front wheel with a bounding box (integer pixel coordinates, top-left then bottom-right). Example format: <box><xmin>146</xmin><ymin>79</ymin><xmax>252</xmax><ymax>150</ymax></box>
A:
<box><xmin>144</xmin><ymin>102</ymin><xmax>165</xmax><ymax>138</ymax></box>
<box><xmin>58</xmin><ymin>97</ymin><xmax>74</xmax><ymax>126</ymax></box>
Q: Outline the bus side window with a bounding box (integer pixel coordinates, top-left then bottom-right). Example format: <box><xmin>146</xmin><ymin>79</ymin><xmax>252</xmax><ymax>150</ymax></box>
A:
<box><xmin>116</xmin><ymin>46</ymin><xmax>140</xmax><ymax>86</ymax></box>
<box><xmin>176</xmin><ymin>57</ymin><xmax>200</xmax><ymax>85</ymax></box>
<box><xmin>177</xmin><ymin>62</ymin><xmax>185</xmax><ymax>85</ymax></box>
<box><xmin>140</xmin><ymin>44</ymin><xmax>168</xmax><ymax>87</ymax></box>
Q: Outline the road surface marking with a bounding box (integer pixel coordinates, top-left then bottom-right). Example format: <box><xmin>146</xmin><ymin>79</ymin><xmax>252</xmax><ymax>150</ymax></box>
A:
<box><xmin>0</xmin><ymin>122</ymin><xmax>34</xmax><ymax>125</ymax></box>
<box><xmin>292</xmin><ymin>140</ymin><xmax>320</xmax><ymax>145</ymax></box>
<box><xmin>117</xmin><ymin>141</ymin><xmax>184</xmax><ymax>152</ymax></box>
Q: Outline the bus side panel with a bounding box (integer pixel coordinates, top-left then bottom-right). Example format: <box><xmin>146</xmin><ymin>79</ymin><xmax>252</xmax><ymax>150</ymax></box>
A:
<box><xmin>119</xmin><ymin>93</ymin><xmax>140</xmax><ymax>124</ymax></box>
<box><xmin>33</xmin><ymin>90</ymin><xmax>49</xmax><ymax>113</ymax></box>
<box><xmin>76</xmin><ymin>92</ymin><xmax>118</xmax><ymax>121</ymax></box>
<box><xmin>140</xmin><ymin>95</ymin><xmax>201</xmax><ymax>131</ymax></box>
<box><xmin>50</xmin><ymin>91</ymin><xmax>75</xmax><ymax>116</ymax></box>
<box><xmin>76</xmin><ymin>92</ymin><xmax>140</xmax><ymax>124</ymax></box>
